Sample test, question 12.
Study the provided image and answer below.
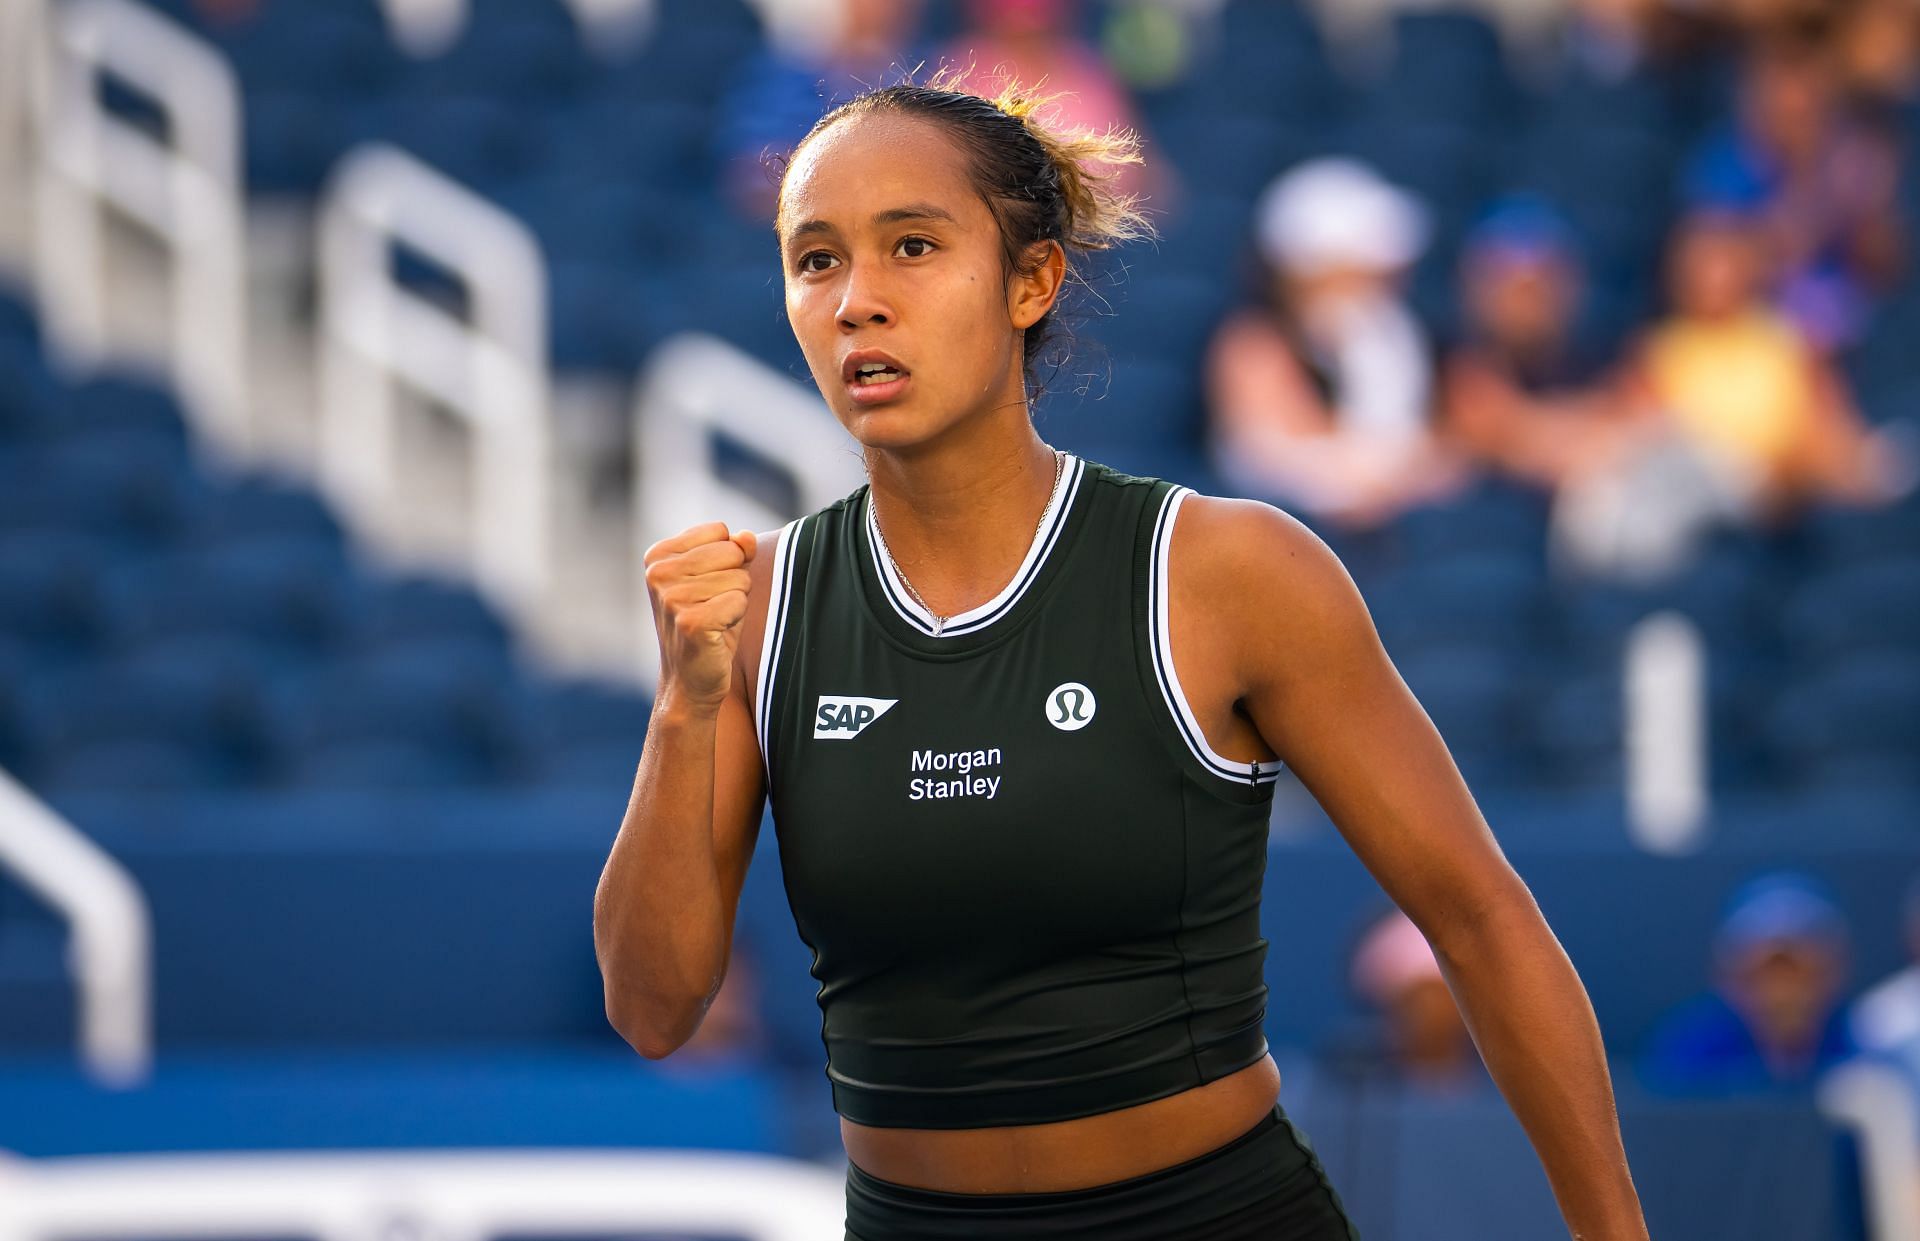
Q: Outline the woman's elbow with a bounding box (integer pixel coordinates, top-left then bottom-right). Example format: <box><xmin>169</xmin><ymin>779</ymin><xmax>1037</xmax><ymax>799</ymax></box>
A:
<box><xmin>1419</xmin><ymin>873</ymin><xmax>1549</xmax><ymax>961</ymax></box>
<box><xmin>605</xmin><ymin>987</ymin><xmax>700</xmax><ymax>1061</ymax></box>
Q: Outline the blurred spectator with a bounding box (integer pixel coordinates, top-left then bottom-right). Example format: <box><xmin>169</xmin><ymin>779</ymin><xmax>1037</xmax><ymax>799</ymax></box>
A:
<box><xmin>1642</xmin><ymin>872</ymin><xmax>1859</xmax><ymax>1093</ymax></box>
<box><xmin>1631</xmin><ymin>208</ymin><xmax>1907</xmax><ymax>515</ymax></box>
<box><xmin>937</xmin><ymin>0</ymin><xmax>1160</xmax><ymax>200</ymax></box>
<box><xmin>1553</xmin><ymin>206</ymin><xmax>1913</xmax><ymax>582</ymax></box>
<box><xmin>1835</xmin><ymin>0</ymin><xmax>1920</xmax><ymax>114</ymax></box>
<box><xmin>1683</xmin><ymin>22</ymin><xmax>1906</xmax><ymax>349</ymax></box>
<box><xmin>1716</xmin><ymin>0</ymin><xmax>1841</xmax><ymax>40</ymax></box>
<box><xmin>715</xmin><ymin>0</ymin><xmax>927</xmax><ymax>220</ymax></box>
<box><xmin>1439</xmin><ymin>195</ymin><xmax>1646</xmax><ymax>494</ymax></box>
<box><xmin>1204</xmin><ymin>159</ymin><xmax>1469</xmax><ymax>532</ymax></box>
<box><xmin>1563</xmin><ymin>0</ymin><xmax>1719</xmax><ymax>83</ymax></box>
<box><xmin>1850</xmin><ymin>875</ymin><xmax>1920</xmax><ymax>1054</ymax></box>
<box><xmin>1344</xmin><ymin>910</ymin><xmax>1484</xmax><ymax>1090</ymax></box>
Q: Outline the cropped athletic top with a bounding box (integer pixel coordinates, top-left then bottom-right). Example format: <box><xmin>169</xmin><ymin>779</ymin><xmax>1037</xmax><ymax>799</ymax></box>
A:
<box><xmin>751</xmin><ymin>456</ymin><xmax>1280</xmax><ymax>1129</ymax></box>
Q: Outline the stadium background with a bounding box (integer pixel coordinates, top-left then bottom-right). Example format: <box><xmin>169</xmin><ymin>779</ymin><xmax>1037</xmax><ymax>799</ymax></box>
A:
<box><xmin>0</xmin><ymin>0</ymin><xmax>1916</xmax><ymax>1236</ymax></box>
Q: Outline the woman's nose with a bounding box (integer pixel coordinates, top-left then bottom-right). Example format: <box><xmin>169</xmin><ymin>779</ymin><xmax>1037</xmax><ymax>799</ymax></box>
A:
<box><xmin>836</xmin><ymin>261</ymin><xmax>893</xmax><ymax>330</ymax></box>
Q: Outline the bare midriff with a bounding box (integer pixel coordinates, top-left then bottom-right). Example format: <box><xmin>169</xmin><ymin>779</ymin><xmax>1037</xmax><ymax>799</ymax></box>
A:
<box><xmin>839</xmin><ymin>1054</ymin><xmax>1283</xmax><ymax>1193</ymax></box>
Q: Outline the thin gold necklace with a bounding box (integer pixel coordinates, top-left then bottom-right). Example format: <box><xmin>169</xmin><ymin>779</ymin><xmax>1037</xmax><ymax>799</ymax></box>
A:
<box><xmin>871</xmin><ymin>448</ymin><xmax>1067</xmax><ymax>636</ymax></box>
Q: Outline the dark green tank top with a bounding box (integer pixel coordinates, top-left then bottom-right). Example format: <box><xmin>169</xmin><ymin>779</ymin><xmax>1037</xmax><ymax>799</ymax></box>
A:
<box><xmin>752</xmin><ymin>454</ymin><xmax>1280</xmax><ymax>1129</ymax></box>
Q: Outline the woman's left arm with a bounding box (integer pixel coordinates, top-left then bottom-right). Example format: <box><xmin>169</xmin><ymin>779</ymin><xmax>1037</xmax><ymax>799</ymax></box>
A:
<box><xmin>1176</xmin><ymin>495</ymin><xmax>1650</xmax><ymax>1241</ymax></box>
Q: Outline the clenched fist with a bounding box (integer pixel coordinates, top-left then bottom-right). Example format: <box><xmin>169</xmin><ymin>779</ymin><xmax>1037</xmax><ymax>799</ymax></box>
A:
<box><xmin>643</xmin><ymin>522</ymin><xmax>758</xmax><ymax>713</ymax></box>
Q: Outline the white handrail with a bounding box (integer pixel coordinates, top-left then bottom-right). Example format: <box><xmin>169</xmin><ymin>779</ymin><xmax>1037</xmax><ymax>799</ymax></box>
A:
<box><xmin>317</xmin><ymin>143</ymin><xmax>551</xmax><ymax>617</ymax></box>
<box><xmin>376</xmin><ymin>0</ymin><xmax>662</xmax><ymax>58</ymax></box>
<box><xmin>30</xmin><ymin>0</ymin><xmax>249</xmax><ymax>451</ymax></box>
<box><xmin>0</xmin><ymin>1149</ymin><xmax>845</xmax><ymax>1241</ymax></box>
<box><xmin>1623</xmin><ymin>610</ymin><xmax>1708</xmax><ymax>854</ymax></box>
<box><xmin>632</xmin><ymin>332</ymin><xmax>863</xmax><ymax>682</ymax></box>
<box><xmin>0</xmin><ymin>2</ymin><xmax>46</xmax><ymax>197</ymax></box>
<box><xmin>0</xmin><ymin>770</ymin><xmax>150</xmax><ymax>1088</ymax></box>
<box><xmin>378</xmin><ymin>0</ymin><xmax>466</xmax><ymax>58</ymax></box>
<box><xmin>1820</xmin><ymin>1059</ymin><xmax>1920</xmax><ymax>1241</ymax></box>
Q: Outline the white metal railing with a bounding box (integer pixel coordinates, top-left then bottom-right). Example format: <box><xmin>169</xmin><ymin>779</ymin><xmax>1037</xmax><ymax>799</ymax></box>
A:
<box><xmin>632</xmin><ymin>332</ymin><xmax>863</xmax><ymax>682</ymax></box>
<box><xmin>0</xmin><ymin>1149</ymin><xmax>845</xmax><ymax>1241</ymax></box>
<box><xmin>1623</xmin><ymin>610</ymin><xmax>1708</xmax><ymax>854</ymax></box>
<box><xmin>0</xmin><ymin>1</ymin><xmax>47</xmax><ymax>202</ymax></box>
<box><xmin>0</xmin><ymin>769</ymin><xmax>150</xmax><ymax>1088</ymax></box>
<box><xmin>376</xmin><ymin>0</ymin><xmax>660</xmax><ymax>58</ymax></box>
<box><xmin>317</xmin><ymin>143</ymin><xmax>551</xmax><ymax>618</ymax></box>
<box><xmin>1820</xmin><ymin>1059</ymin><xmax>1920</xmax><ymax>1241</ymax></box>
<box><xmin>30</xmin><ymin>0</ymin><xmax>248</xmax><ymax>450</ymax></box>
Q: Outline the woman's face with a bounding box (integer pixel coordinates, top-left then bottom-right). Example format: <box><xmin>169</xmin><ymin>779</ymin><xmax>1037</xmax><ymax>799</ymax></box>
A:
<box><xmin>777</xmin><ymin>111</ymin><xmax>1059</xmax><ymax>453</ymax></box>
<box><xmin>1669</xmin><ymin>216</ymin><xmax>1765</xmax><ymax>319</ymax></box>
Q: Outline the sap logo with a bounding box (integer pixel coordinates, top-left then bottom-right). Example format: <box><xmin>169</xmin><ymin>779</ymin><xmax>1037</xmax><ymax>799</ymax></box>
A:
<box><xmin>814</xmin><ymin>695</ymin><xmax>899</xmax><ymax>740</ymax></box>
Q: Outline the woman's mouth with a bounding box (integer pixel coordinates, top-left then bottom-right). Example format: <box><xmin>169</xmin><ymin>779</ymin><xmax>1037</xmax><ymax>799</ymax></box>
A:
<box><xmin>847</xmin><ymin>366</ymin><xmax>910</xmax><ymax>404</ymax></box>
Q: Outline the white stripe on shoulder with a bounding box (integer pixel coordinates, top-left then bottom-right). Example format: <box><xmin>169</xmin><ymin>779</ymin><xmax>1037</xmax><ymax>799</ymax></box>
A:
<box><xmin>1149</xmin><ymin>486</ymin><xmax>1282</xmax><ymax>786</ymax></box>
<box><xmin>754</xmin><ymin>515</ymin><xmax>804</xmax><ymax>771</ymax></box>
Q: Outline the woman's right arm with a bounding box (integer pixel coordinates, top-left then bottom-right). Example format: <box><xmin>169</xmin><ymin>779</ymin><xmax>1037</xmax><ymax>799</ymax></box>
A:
<box><xmin>594</xmin><ymin>521</ymin><xmax>774</xmax><ymax>1060</ymax></box>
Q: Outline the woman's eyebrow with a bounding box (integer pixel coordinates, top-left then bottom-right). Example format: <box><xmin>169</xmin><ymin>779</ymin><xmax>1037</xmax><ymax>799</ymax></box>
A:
<box><xmin>785</xmin><ymin>203</ymin><xmax>957</xmax><ymax>248</ymax></box>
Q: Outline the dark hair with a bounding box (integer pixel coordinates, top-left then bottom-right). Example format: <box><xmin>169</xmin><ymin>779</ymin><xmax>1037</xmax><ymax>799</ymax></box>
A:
<box><xmin>773</xmin><ymin>68</ymin><xmax>1154</xmax><ymax>398</ymax></box>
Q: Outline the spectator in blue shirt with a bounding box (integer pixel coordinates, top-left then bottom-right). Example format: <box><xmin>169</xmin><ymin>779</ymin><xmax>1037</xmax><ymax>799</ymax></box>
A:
<box><xmin>1643</xmin><ymin>871</ymin><xmax>1860</xmax><ymax>1094</ymax></box>
<box><xmin>1682</xmin><ymin>23</ymin><xmax>1906</xmax><ymax>350</ymax></box>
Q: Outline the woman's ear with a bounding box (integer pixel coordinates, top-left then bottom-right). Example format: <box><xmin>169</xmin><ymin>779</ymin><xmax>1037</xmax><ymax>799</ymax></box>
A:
<box><xmin>1008</xmin><ymin>240</ymin><xmax>1067</xmax><ymax>331</ymax></box>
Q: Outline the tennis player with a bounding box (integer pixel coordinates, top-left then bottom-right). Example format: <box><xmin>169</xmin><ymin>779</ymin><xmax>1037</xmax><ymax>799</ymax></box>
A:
<box><xmin>596</xmin><ymin>75</ymin><xmax>1650</xmax><ymax>1241</ymax></box>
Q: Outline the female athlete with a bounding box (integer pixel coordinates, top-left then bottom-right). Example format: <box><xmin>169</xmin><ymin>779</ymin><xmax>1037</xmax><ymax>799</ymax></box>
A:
<box><xmin>595</xmin><ymin>75</ymin><xmax>1650</xmax><ymax>1241</ymax></box>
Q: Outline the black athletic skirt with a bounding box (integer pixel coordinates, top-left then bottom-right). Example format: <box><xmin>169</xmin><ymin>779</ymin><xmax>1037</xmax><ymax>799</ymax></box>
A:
<box><xmin>842</xmin><ymin>1101</ymin><xmax>1360</xmax><ymax>1240</ymax></box>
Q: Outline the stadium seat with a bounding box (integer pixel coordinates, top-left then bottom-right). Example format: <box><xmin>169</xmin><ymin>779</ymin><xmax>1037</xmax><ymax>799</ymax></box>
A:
<box><xmin>1392</xmin><ymin>480</ymin><xmax>1552</xmax><ymax>566</ymax></box>
<box><xmin>1090</xmin><ymin>269</ymin><xmax>1232</xmax><ymax>376</ymax></box>
<box><xmin>1367</xmin><ymin>553</ymin><xmax>1552</xmax><ymax>656</ymax></box>
<box><xmin>35</xmin><ymin>738</ymin><xmax>230</xmax><ymax>792</ymax></box>
<box><xmin>288</xmin><ymin>738</ymin><xmax>487</xmax><ymax>788</ymax></box>
<box><xmin>1372</xmin><ymin>10</ymin><xmax>1516</xmax><ymax>126</ymax></box>
<box><xmin>1779</xmin><ymin>557</ymin><xmax>1920</xmax><ymax>664</ymax></box>
<box><xmin>1764</xmin><ymin>652</ymin><xmax>1920</xmax><ymax>784</ymax></box>
<box><xmin>1395</xmin><ymin>646</ymin><xmax>1536</xmax><ymax>779</ymax></box>
<box><xmin>183</xmin><ymin>474</ymin><xmax>347</xmax><ymax>551</ymax></box>
<box><xmin>1043</xmin><ymin>358</ymin><xmax>1205</xmax><ymax>463</ymax></box>
<box><xmin>334</xmin><ymin>574</ymin><xmax>514</xmax><ymax>654</ymax></box>
<box><xmin>1802</xmin><ymin>502</ymin><xmax>1920</xmax><ymax>568</ymax></box>
<box><xmin>382</xmin><ymin>91</ymin><xmax>550</xmax><ymax>188</ymax></box>
<box><xmin>416</xmin><ymin>6</ymin><xmax>592</xmax><ymax>103</ymax></box>
<box><xmin>509</xmin><ymin>679</ymin><xmax>652</xmax><ymax>759</ymax></box>
<box><xmin>1527</xmin><ymin>667</ymin><xmax>1625</xmax><ymax>792</ymax></box>
<box><xmin>1151</xmin><ymin>110</ymin><xmax>1320</xmax><ymax>201</ymax></box>
<box><xmin>12</xmin><ymin>658</ymin><xmax>252</xmax><ymax>787</ymax></box>
<box><xmin>0</xmin><ymin>530</ymin><xmax>117</xmax><ymax>652</ymax></box>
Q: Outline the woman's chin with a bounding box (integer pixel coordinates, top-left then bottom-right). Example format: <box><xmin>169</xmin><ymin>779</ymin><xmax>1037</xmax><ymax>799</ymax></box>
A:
<box><xmin>841</xmin><ymin>407</ymin><xmax>955</xmax><ymax>455</ymax></box>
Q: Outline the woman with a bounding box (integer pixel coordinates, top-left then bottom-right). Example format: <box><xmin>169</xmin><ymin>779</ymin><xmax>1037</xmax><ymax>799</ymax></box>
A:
<box><xmin>593</xmin><ymin>76</ymin><xmax>1650</xmax><ymax>1240</ymax></box>
<box><xmin>1204</xmin><ymin>158</ymin><xmax>1469</xmax><ymax>532</ymax></box>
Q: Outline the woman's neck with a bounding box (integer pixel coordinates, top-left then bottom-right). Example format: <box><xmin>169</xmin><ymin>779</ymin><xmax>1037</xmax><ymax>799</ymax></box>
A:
<box><xmin>864</xmin><ymin>410</ymin><xmax>1061</xmax><ymax>620</ymax></box>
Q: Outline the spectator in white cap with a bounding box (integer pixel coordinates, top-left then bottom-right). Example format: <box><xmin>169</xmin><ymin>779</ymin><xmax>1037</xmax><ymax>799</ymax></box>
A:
<box><xmin>1204</xmin><ymin>157</ymin><xmax>1469</xmax><ymax>531</ymax></box>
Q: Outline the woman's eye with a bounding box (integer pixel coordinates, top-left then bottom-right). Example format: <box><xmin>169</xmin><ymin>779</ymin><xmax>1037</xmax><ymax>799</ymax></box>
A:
<box><xmin>896</xmin><ymin>236</ymin><xmax>934</xmax><ymax>258</ymax></box>
<box><xmin>798</xmin><ymin>251</ymin><xmax>838</xmax><ymax>273</ymax></box>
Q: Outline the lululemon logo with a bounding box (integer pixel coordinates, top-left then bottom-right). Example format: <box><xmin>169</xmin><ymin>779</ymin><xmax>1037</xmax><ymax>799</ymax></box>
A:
<box><xmin>1045</xmin><ymin>682</ymin><xmax>1096</xmax><ymax>731</ymax></box>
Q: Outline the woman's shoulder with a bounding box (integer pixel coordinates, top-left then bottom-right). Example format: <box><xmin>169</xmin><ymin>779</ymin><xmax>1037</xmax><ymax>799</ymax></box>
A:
<box><xmin>1165</xmin><ymin>491</ymin><xmax>1373</xmax><ymax>674</ymax></box>
<box><xmin>1169</xmin><ymin>492</ymin><xmax>1340</xmax><ymax>586</ymax></box>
